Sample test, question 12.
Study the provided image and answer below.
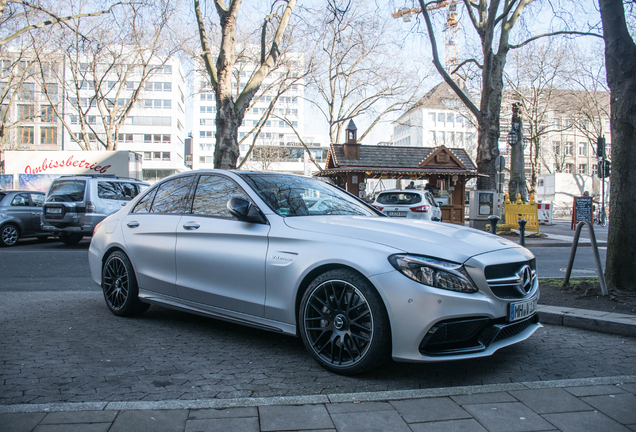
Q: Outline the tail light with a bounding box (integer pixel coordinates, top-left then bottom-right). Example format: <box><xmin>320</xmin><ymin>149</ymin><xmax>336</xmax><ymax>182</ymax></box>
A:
<box><xmin>86</xmin><ymin>201</ymin><xmax>96</xmax><ymax>213</ymax></box>
<box><xmin>410</xmin><ymin>205</ymin><xmax>429</xmax><ymax>213</ymax></box>
<box><xmin>373</xmin><ymin>205</ymin><xmax>384</xmax><ymax>211</ymax></box>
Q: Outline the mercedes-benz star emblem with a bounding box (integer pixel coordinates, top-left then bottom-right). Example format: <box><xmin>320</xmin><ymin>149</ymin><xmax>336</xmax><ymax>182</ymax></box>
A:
<box><xmin>516</xmin><ymin>265</ymin><xmax>533</xmax><ymax>294</ymax></box>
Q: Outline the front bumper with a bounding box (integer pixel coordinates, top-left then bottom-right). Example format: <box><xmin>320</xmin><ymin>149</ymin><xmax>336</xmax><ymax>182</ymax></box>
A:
<box><xmin>370</xmin><ymin>248</ymin><xmax>541</xmax><ymax>362</ymax></box>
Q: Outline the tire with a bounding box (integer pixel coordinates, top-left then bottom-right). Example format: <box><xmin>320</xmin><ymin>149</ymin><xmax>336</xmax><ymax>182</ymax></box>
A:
<box><xmin>60</xmin><ymin>233</ymin><xmax>84</xmax><ymax>245</ymax></box>
<box><xmin>298</xmin><ymin>269</ymin><xmax>391</xmax><ymax>375</ymax></box>
<box><xmin>102</xmin><ymin>250</ymin><xmax>149</xmax><ymax>317</ymax></box>
<box><xmin>0</xmin><ymin>224</ymin><xmax>19</xmax><ymax>247</ymax></box>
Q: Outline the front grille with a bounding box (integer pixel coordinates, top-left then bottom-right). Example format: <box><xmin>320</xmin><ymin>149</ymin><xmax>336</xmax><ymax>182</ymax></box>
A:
<box><xmin>493</xmin><ymin>314</ymin><xmax>539</xmax><ymax>342</ymax></box>
<box><xmin>426</xmin><ymin>318</ymin><xmax>490</xmax><ymax>346</ymax></box>
<box><xmin>485</xmin><ymin>259</ymin><xmax>537</xmax><ymax>300</ymax></box>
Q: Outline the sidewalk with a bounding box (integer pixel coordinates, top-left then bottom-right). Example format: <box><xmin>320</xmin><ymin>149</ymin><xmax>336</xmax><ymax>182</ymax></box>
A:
<box><xmin>2</xmin><ymin>376</ymin><xmax>635</xmax><ymax>432</ymax></box>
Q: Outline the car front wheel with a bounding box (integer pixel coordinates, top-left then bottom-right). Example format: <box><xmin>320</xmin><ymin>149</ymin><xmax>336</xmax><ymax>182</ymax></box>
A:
<box><xmin>102</xmin><ymin>250</ymin><xmax>149</xmax><ymax>317</ymax></box>
<box><xmin>0</xmin><ymin>224</ymin><xmax>19</xmax><ymax>247</ymax></box>
<box><xmin>299</xmin><ymin>269</ymin><xmax>391</xmax><ymax>375</ymax></box>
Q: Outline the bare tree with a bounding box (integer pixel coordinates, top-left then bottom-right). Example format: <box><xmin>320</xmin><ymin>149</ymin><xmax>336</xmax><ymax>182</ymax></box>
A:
<box><xmin>194</xmin><ymin>0</ymin><xmax>297</xmax><ymax>169</ymax></box>
<box><xmin>39</xmin><ymin>1</ymin><xmax>186</xmax><ymax>151</ymax></box>
<box><xmin>417</xmin><ymin>0</ymin><xmax>602</xmax><ymax>190</ymax></box>
<box><xmin>599</xmin><ymin>0</ymin><xmax>636</xmax><ymax>291</ymax></box>
<box><xmin>306</xmin><ymin>2</ymin><xmax>427</xmax><ymax>144</ymax></box>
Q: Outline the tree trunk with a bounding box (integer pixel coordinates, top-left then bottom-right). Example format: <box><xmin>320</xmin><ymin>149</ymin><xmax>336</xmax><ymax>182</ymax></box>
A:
<box><xmin>599</xmin><ymin>0</ymin><xmax>636</xmax><ymax>291</ymax></box>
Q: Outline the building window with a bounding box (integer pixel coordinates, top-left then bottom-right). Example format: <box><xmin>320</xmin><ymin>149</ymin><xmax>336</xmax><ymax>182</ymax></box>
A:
<box><xmin>17</xmin><ymin>104</ymin><xmax>34</xmax><ymax>121</ymax></box>
<box><xmin>200</xmin><ymin>93</ymin><xmax>214</xmax><ymax>101</ymax></box>
<box><xmin>17</xmin><ymin>126</ymin><xmax>34</xmax><ymax>144</ymax></box>
<box><xmin>41</xmin><ymin>106</ymin><xmax>56</xmax><ymax>122</ymax></box>
<box><xmin>566</xmin><ymin>119</ymin><xmax>573</xmax><ymax>129</ymax></box>
<box><xmin>143</xmin><ymin>134</ymin><xmax>171</xmax><ymax>144</ymax></box>
<box><xmin>552</xmin><ymin>141</ymin><xmax>560</xmax><ymax>155</ymax></box>
<box><xmin>199</xmin><ymin>156</ymin><xmax>213</xmax><ymax>163</ymax></box>
<box><xmin>578</xmin><ymin>164</ymin><xmax>587</xmax><ymax>174</ymax></box>
<box><xmin>565</xmin><ymin>142</ymin><xmax>573</xmax><ymax>155</ymax></box>
<box><xmin>592</xmin><ymin>164</ymin><xmax>598</xmax><ymax>176</ymax></box>
<box><xmin>578</xmin><ymin>142</ymin><xmax>587</xmax><ymax>156</ymax></box>
<box><xmin>446</xmin><ymin>113</ymin><xmax>454</xmax><ymax>123</ymax></box>
<box><xmin>199</xmin><ymin>131</ymin><xmax>215</xmax><ymax>138</ymax></box>
<box><xmin>564</xmin><ymin>163</ymin><xmax>574</xmax><ymax>174</ymax></box>
<box><xmin>144</xmin><ymin>152</ymin><xmax>152</xmax><ymax>161</ymax></box>
<box><xmin>437</xmin><ymin>113</ymin><xmax>445</xmax><ymax>123</ymax></box>
<box><xmin>200</xmin><ymin>106</ymin><xmax>215</xmax><ymax>113</ymax></box>
<box><xmin>44</xmin><ymin>84</ymin><xmax>58</xmax><ymax>101</ymax></box>
<box><xmin>19</xmin><ymin>83</ymin><xmax>35</xmax><ymax>100</ymax></box>
<box><xmin>162</xmin><ymin>152</ymin><xmax>170</xmax><ymax>161</ymax></box>
<box><xmin>118</xmin><ymin>133</ymin><xmax>134</xmax><ymax>142</ymax></box>
<box><xmin>40</xmin><ymin>127</ymin><xmax>57</xmax><ymax>144</ymax></box>
<box><xmin>554</xmin><ymin>118</ymin><xmax>561</xmax><ymax>128</ymax></box>
<box><xmin>456</xmin><ymin>115</ymin><xmax>463</xmax><ymax>125</ymax></box>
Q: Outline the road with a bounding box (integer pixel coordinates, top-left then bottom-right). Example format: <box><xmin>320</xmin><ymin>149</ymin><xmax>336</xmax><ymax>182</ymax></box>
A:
<box><xmin>0</xmin><ymin>234</ymin><xmax>632</xmax><ymax>407</ymax></box>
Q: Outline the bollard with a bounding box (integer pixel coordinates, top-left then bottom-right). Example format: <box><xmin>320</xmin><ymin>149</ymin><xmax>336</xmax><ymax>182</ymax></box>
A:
<box><xmin>488</xmin><ymin>215</ymin><xmax>499</xmax><ymax>235</ymax></box>
<box><xmin>518</xmin><ymin>219</ymin><xmax>527</xmax><ymax>246</ymax></box>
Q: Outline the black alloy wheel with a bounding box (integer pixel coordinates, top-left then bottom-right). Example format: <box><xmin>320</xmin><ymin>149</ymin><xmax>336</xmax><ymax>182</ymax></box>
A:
<box><xmin>0</xmin><ymin>224</ymin><xmax>19</xmax><ymax>247</ymax></box>
<box><xmin>102</xmin><ymin>250</ymin><xmax>149</xmax><ymax>317</ymax></box>
<box><xmin>299</xmin><ymin>269</ymin><xmax>390</xmax><ymax>375</ymax></box>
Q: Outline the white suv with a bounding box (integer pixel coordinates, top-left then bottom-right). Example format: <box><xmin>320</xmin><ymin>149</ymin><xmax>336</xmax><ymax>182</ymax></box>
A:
<box><xmin>41</xmin><ymin>175</ymin><xmax>148</xmax><ymax>245</ymax></box>
<box><xmin>372</xmin><ymin>189</ymin><xmax>443</xmax><ymax>221</ymax></box>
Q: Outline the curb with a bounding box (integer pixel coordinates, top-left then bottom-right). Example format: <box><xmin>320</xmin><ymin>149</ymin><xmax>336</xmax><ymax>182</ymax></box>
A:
<box><xmin>538</xmin><ymin>305</ymin><xmax>636</xmax><ymax>337</ymax></box>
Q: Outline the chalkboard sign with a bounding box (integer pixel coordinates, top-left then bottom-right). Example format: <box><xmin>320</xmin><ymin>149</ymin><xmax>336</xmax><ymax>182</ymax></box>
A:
<box><xmin>571</xmin><ymin>196</ymin><xmax>593</xmax><ymax>229</ymax></box>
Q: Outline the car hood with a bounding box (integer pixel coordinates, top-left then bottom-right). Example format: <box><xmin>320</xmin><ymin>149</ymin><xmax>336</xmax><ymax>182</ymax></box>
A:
<box><xmin>283</xmin><ymin>216</ymin><xmax>521</xmax><ymax>264</ymax></box>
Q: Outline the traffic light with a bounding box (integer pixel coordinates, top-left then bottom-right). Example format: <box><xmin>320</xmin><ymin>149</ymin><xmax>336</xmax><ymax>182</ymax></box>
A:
<box><xmin>596</xmin><ymin>137</ymin><xmax>606</xmax><ymax>158</ymax></box>
<box><xmin>597</xmin><ymin>162</ymin><xmax>604</xmax><ymax>179</ymax></box>
<box><xmin>603</xmin><ymin>160</ymin><xmax>611</xmax><ymax>178</ymax></box>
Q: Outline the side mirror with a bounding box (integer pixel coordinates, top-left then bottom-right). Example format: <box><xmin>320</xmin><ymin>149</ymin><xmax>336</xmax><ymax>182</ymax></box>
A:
<box><xmin>437</xmin><ymin>201</ymin><xmax>443</xmax><ymax>207</ymax></box>
<box><xmin>228</xmin><ymin>197</ymin><xmax>267</xmax><ymax>224</ymax></box>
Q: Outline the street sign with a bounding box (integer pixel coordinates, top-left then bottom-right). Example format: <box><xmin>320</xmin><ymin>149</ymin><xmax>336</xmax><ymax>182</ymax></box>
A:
<box><xmin>496</xmin><ymin>155</ymin><xmax>506</xmax><ymax>172</ymax></box>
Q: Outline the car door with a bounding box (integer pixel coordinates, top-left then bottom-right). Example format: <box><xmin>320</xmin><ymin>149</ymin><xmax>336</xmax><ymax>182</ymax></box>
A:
<box><xmin>426</xmin><ymin>192</ymin><xmax>443</xmax><ymax>220</ymax></box>
<box><xmin>175</xmin><ymin>174</ymin><xmax>270</xmax><ymax>317</ymax></box>
<box><xmin>28</xmin><ymin>193</ymin><xmax>46</xmax><ymax>233</ymax></box>
<box><xmin>121</xmin><ymin>175</ymin><xmax>195</xmax><ymax>298</ymax></box>
<box><xmin>8</xmin><ymin>193</ymin><xmax>34</xmax><ymax>234</ymax></box>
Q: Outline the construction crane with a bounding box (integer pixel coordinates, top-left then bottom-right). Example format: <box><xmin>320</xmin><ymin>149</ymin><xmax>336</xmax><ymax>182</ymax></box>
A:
<box><xmin>392</xmin><ymin>1</ymin><xmax>459</xmax><ymax>75</ymax></box>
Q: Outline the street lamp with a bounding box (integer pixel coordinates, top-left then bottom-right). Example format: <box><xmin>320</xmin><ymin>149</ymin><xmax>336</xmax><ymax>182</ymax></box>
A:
<box><xmin>506</xmin><ymin>128</ymin><xmax>518</xmax><ymax>146</ymax></box>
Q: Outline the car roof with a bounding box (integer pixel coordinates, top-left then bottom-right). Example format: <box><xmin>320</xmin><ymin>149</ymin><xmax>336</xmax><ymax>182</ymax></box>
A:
<box><xmin>377</xmin><ymin>189</ymin><xmax>427</xmax><ymax>194</ymax></box>
<box><xmin>0</xmin><ymin>190</ymin><xmax>43</xmax><ymax>194</ymax></box>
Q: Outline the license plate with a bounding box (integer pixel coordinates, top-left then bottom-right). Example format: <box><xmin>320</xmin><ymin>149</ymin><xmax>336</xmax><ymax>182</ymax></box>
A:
<box><xmin>508</xmin><ymin>296</ymin><xmax>538</xmax><ymax>322</ymax></box>
<box><xmin>46</xmin><ymin>208</ymin><xmax>62</xmax><ymax>214</ymax></box>
<box><xmin>387</xmin><ymin>211</ymin><xmax>407</xmax><ymax>217</ymax></box>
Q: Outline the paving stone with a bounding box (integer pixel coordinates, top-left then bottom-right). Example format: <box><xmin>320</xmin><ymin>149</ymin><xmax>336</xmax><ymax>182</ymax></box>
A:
<box><xmin>259</xmin><ymin>404</ymin><xmax>333</xmax><ymax>431</ymax></box>
<box><xmin>450</xmin><ymin>392</ymin><xmax>518</xmax><ymax>405</ymax></box>
<box><xmin>40</xmin><ymin>411</ymin><xmax>117</xmax><ymax>424</ymax></box>
<box><xmin>581</xmin><ymin>393</ymin><xmax>636</xmax><ymax>424</ymax></box>
<box><xmin>0</xmin><ymin>412</ymin><xmax>46</xmax><ymax>432</ymax></box>
<box><xmin>33</xmin><ymin>424</ymin><xmax>111</xmax><ymax>432</ymax></box>
<box><xmin>109</xmin><ymin>410</ymin><xmax>188</xmax><ymax>432</ymax></box>
<box><xmin>390</xmin><ymin>397</ymin><xmax>470</xmax><ymax>423</ymax></box>
<box><xmin>185</xmin><ymin>416</ymin><xmax>259</xmax><ymax>432</ymax></box>
<box><xmin>462</xmin><ymin>402</ymin><xmax>555</xmax><ymax>432</ymax></box>
<box><xmin>409</xmin><ymin>418</ymin><xmax>488</xmax><ymax>432</ymax></box>
<box><xmin>330</xmin><ymin>409</ymin><xmax>411</xmax><ymax>432</ymax></box>
<box><xmin>509</xmin><ymin>388</ymin><xmax>593</xmax><ymax>414</ymax></box>
<box><xmin>325</xmin><ymin>401</ymin><xmax>394</xmax><ymax>414</ymax></box>
<box><xmin>189</xmin><ymin>407</ymin><xmax>258</xmax><ymax>419</ymax></box>
<box><xmin>618</xmin><ymin>383</ymin><xmax>636</xmax><ymax>395</ymax></box>
<box><xmin>542</xmin><ymin>411</ymin><xmax>632</xmax><ymax>432</ymax></box>
<box><xmin>564</xmin><ymin>385</ymin><xmax>628</xmax><ymax>397</ymax></box>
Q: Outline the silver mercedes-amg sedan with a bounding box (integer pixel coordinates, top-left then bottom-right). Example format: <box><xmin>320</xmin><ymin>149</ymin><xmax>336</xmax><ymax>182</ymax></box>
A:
<box><xmin>88</xmin><ymin>170</ymin><xmax>541</xmax><ymax>375</ymax></box>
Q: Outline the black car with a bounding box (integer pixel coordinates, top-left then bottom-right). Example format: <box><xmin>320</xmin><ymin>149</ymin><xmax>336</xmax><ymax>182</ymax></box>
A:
<box><xmin>0</xmin><ymin>190</ymin><xmax>49</xmax><ymax>246</ymax></box>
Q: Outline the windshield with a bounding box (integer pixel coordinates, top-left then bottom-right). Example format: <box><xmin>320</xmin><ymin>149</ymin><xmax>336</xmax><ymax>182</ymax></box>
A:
<box><xmin>239</xmin><ymin>173</ymin><xmax>379</xmax><ymax>217</ymax></box>
<box><xmin>376</xmin><ymin>192</ymin><xmax>423</xmax><ymax>205</ymax></box>
<box><xmin>46</xmin><ymin>180</ymin><xmax>86</xmax><ymax>202</ymax></box>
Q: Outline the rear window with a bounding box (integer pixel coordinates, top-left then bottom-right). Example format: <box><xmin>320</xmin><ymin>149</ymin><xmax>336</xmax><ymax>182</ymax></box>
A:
<box><xmin>376</xmin><ymin>192</ymin><xmax>422</xmax><ymax>205</ymax></box>
<box><xmin>98</xmin><ymin>181</ymin><xmax>141</xmax><ymax>201</ymax></box>
<box><xmin>46</xmin><ymin>180</ymin><xmax>86</xmax><ymax>202</ymax></box>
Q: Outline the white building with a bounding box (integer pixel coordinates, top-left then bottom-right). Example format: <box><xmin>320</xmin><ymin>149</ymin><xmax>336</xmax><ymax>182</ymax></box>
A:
<box><xmin>63</xmin><ymin>56</ymin><xmax>188</xmax><ymax>183</ymax></box>
<box><xmin>190</xmin><ymin>51</ymin><xmax>329</xmax><ymax>175</ymax></box>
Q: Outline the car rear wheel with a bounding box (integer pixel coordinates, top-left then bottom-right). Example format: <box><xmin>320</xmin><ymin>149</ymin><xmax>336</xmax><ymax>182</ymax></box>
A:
<box><xmin>60</xmin><ymin>233</ymin><xmax>83</xmax><ymax>245</ymax></box>
<box><xmin>102</xmin><ymin>250</ymin><xmax>149</xmax><ymax>317</ymax></box>
<box><xmin>0</xmin><ymin>224</ymin><xmax>19</xmax><ymax>247</ymax></box>
<box><xmin>299</xmin><ymin>269</ymin><xmax>391</xmax><ymax>375</ymax></box>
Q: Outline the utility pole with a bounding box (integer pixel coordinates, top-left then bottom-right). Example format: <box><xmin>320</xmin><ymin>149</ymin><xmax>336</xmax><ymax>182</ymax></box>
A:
<box><xmin>506</xmin><ymin>103</ymin><xmax>528</xmax><ymax>201</ymax></box>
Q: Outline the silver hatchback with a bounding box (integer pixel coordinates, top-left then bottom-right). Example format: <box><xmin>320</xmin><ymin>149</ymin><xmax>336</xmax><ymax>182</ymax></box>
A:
<box><xmin>372</xmin><ymin>189</ymin><xmax>443</xmax><ymax>221</ymax></box>
<box><xmin>89</xmin><ymin>170</ymin><xmax>541</xmax><ymax>375</ymax></box>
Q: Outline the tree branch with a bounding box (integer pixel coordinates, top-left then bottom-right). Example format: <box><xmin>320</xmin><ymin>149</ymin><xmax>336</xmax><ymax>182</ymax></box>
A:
<box><xmin>510</xmin><ymin>31</ymin><xmax>603</xmax><ymax>50</ymax></box>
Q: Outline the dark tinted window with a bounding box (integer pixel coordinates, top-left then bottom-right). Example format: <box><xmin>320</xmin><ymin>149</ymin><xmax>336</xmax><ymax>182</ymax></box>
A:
<box><xmin>149</xmin><ymin>176</ymin><xmax>195</xmax><ymax>214</ymax></box>
<box><xmin>132</xmin><ymin>188</ymin><xmax>157</xmax><ymax>214</ymax></box>
<box><xmin>0</xmin><ymin>192</ymin><xmax>6</xmax><ymax>203</ymax></box>
<box><xmin>376</xmin><ymin>192</ymin><xmax>422</xmax><ymax>205</ymax></box>
<box><xmin>47</xmin><ymin>180</ymin><xmax>86</xmax><ymax>202</ymax></box>
<box><xmin>191</xmin><ymin>175</ymin><xmax>248</xmax><ymax>218</ymax></box>
<box><xmin>11</xmin><ymin>193</ymin><xmax>29</xmax><ymax>206</ymax></box>
<box><xmin>30</xmin><ymin>193</ymin><xmax>45</xmax><ymax>207</ymax></box>
<box><xmin>98</xmin><ymin>181</ymin><xmax>140</xmax><ymax>201</ymax></box>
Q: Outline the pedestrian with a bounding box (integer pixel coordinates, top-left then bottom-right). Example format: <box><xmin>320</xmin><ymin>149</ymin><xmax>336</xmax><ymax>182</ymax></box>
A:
<box><xmin>405</xmin><ymin>181</ymin><xmax>415</xmax><ymax>190</ymax></box>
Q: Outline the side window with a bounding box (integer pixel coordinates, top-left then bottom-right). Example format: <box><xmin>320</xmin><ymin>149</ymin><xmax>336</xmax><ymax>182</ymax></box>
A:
<box><xmin>11</xmin><ymin>193</ymin><xmax>29</xmax><ymax>206</ymax></box>
<box><xmin>150</xmin><ymin>176</ymin><xmax>195</xmax><ymax>214</ymax></box>
<box><xmin>132</xmin><ymin>188</ymin><xmax>157</xmax><ymax>214</ymax></box>
<box><xmin>191</xmin><ymin>175</ymin><xmax>249</xmax><ymax>218</ymax></box>
<box><xmin>30</xmin><ymin>193</ymin><xmax>45</xmax><ymax>207</ymax></box>
<box><xmin>98</xmin><ymin>182</ymin><xmax>141</xmax><ymax>201</ymax></box>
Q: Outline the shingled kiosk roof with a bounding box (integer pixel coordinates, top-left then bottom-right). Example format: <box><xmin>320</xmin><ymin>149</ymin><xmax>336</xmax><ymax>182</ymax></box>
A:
<box><xmin>317</xmin><ymin>144</ymin><xmax>480</xmax><ymax>178</ymax></box>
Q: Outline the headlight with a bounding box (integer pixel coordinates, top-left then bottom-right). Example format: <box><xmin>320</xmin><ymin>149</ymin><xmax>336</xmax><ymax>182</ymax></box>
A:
<box><xmin>389</xmin><ymin>254</ymin><xmax>478</xmax><ymax>293</ymax></box>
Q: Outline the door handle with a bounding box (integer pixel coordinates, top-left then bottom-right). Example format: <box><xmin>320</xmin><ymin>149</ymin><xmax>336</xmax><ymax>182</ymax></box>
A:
<box><xmin>127</xmin><ymin>221</ymin><xmax>140</xmax><ymax>228</ymax></box>
<box><xmin>182</xmin><ymin>222</ymin><xmax>200</xmax><ymax>230</ymax></box>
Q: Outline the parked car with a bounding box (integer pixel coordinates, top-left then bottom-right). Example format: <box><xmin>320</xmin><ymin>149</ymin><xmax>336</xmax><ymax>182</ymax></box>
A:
<box><xmin>372</xmin><ymin>189</ymin><xmax>443</xmax><ymax>221</ymax></box>
<box><xmin>41</xmin><ymin>175</ymin><xmax>148</xmax><ymax>245</ymax></box>
<box><xmin>0</xmin><ymin>190</ymin><xmax>49</xmax><ymax>246</ymax></box>
<box><xmin>89</xmin><ymin>170</ymin><xmax>540</xmax><ymax>375</ymax></box>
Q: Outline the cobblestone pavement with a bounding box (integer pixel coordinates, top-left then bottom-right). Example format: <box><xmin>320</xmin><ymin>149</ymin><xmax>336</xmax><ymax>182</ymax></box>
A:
<box><xmin>2</xmin><ymin>292</ymin><xmax>635</xmax><ymax>406</ymax></box>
